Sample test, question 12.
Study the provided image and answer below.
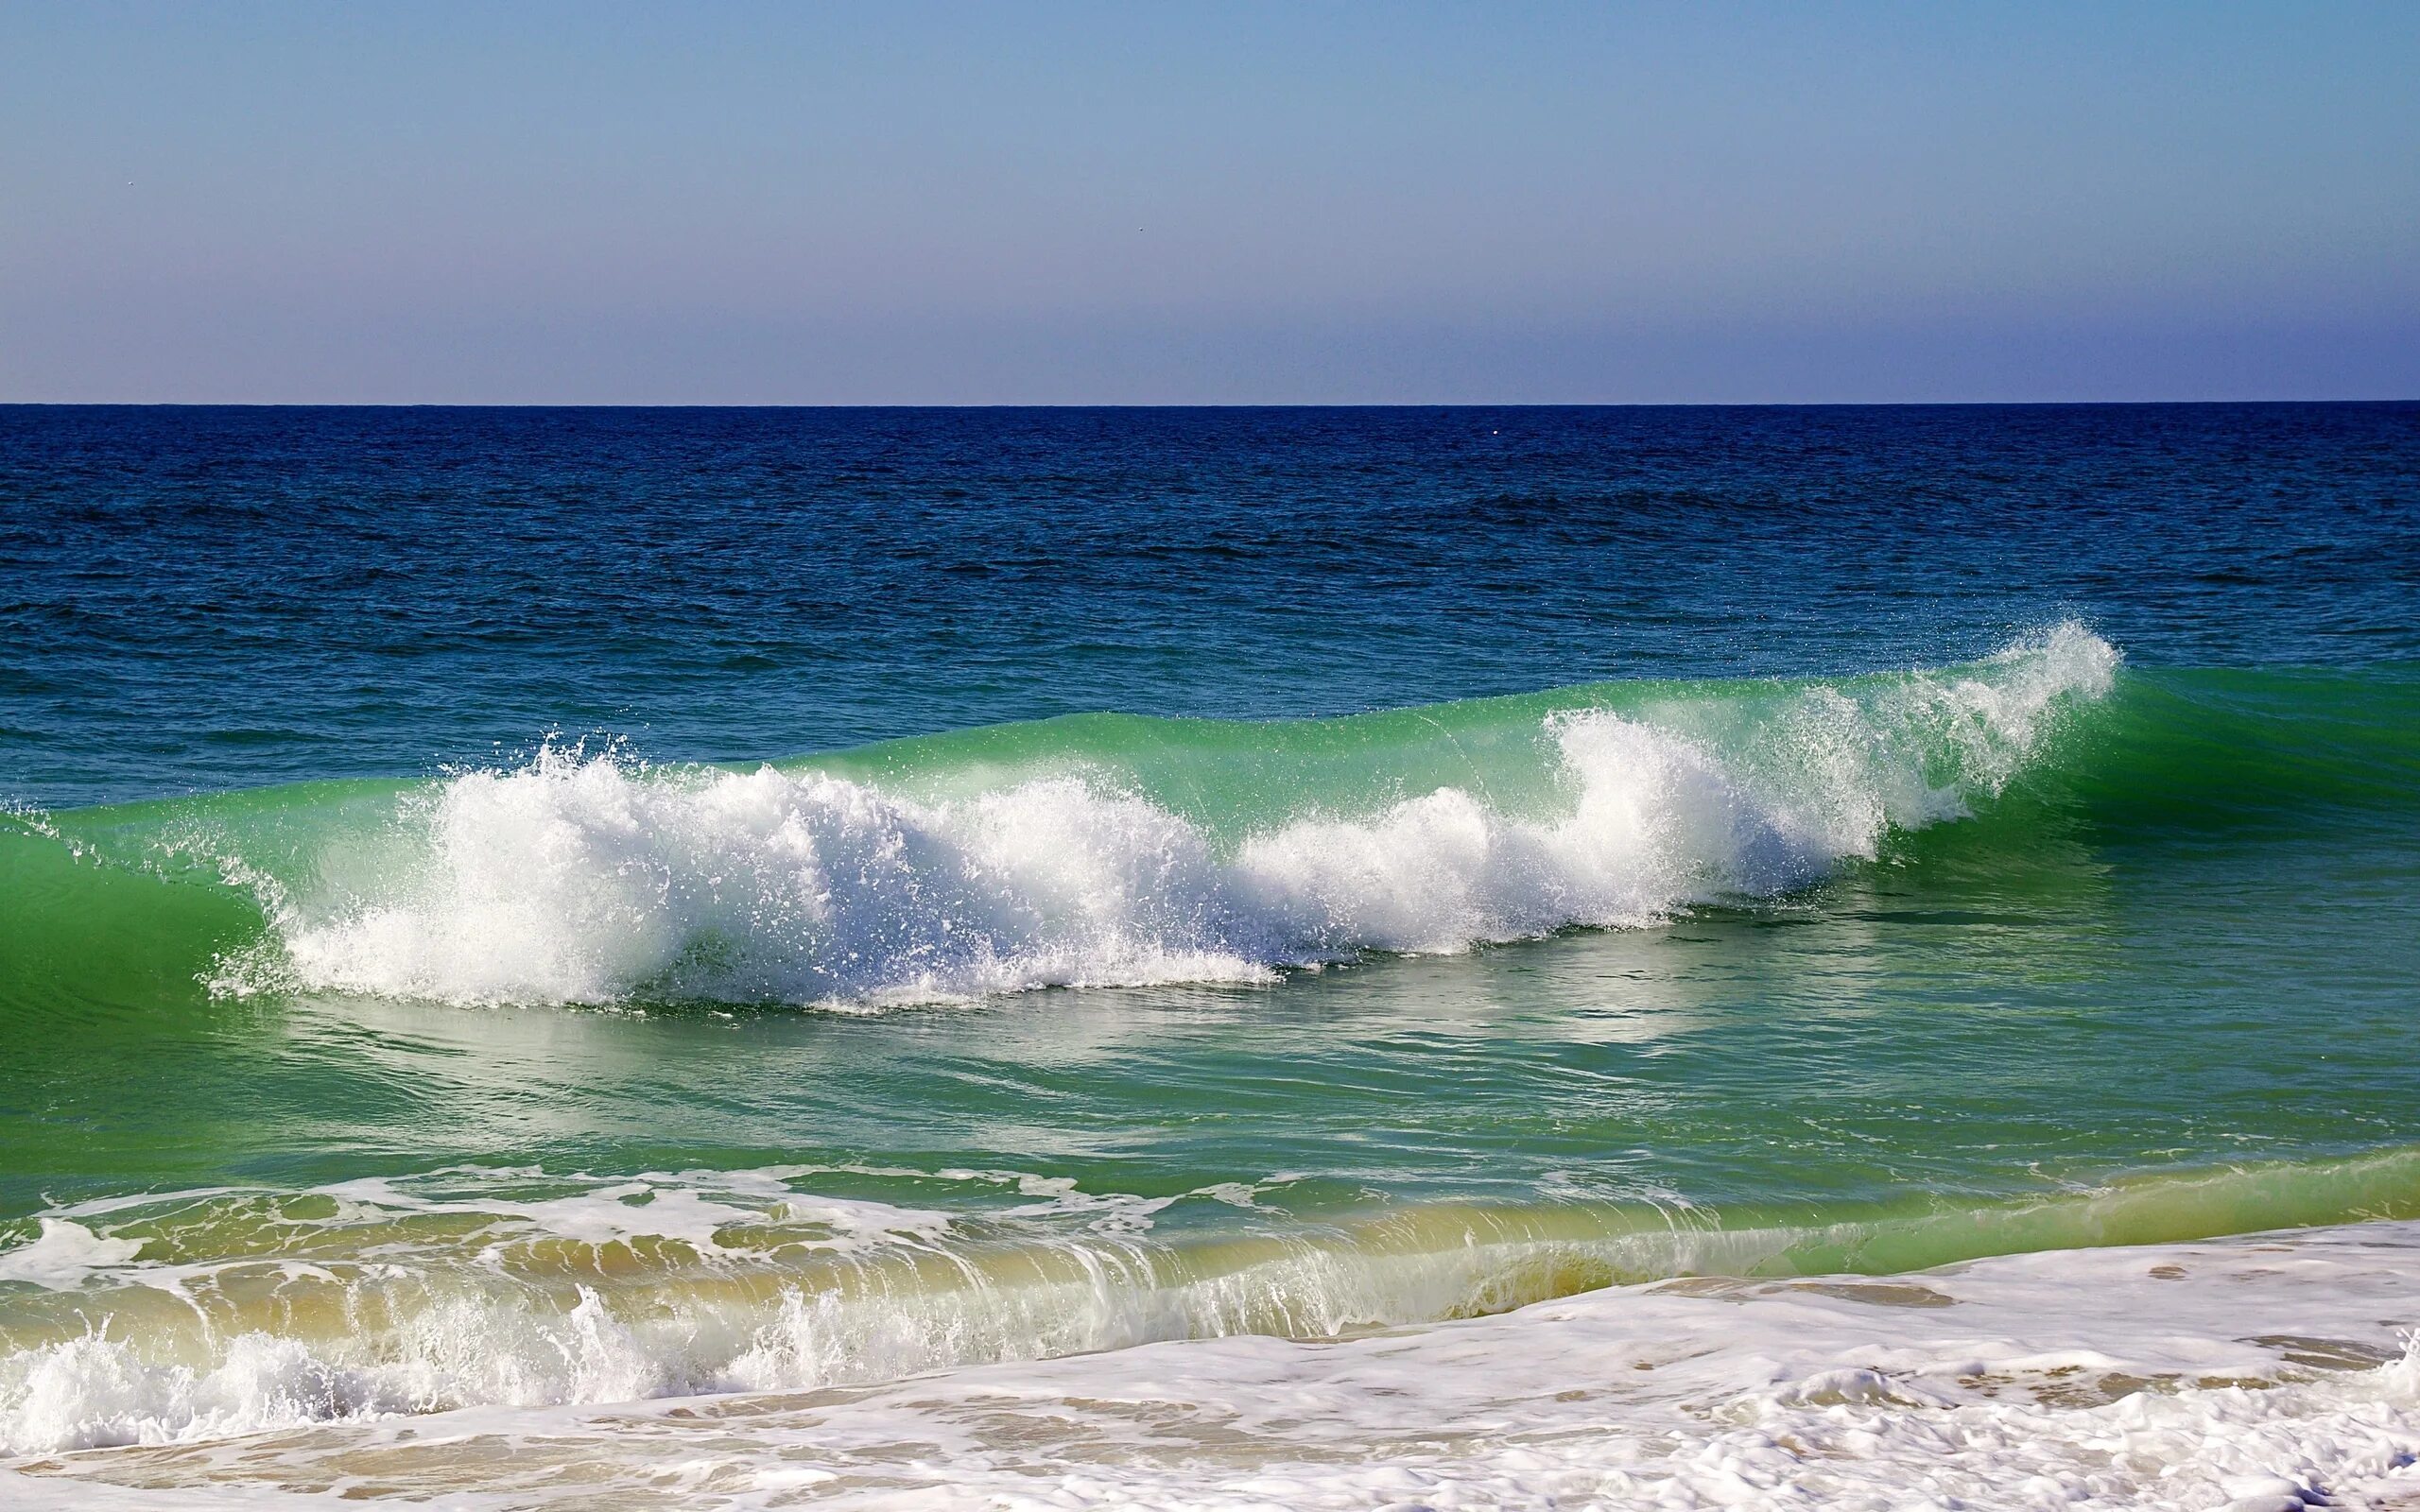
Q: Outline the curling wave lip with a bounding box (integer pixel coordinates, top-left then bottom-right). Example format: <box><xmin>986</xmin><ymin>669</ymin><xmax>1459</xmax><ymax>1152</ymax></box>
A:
<box><xmin>196</xmin><ymin>624</ymin><xmax>2118</xmax><ymax>1008</ymax></box>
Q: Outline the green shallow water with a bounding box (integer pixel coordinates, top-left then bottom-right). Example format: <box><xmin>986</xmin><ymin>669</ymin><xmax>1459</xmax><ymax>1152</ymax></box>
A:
<box><xmin>3</xmin><ymin>647</ymin><xmax>2420</xmax><ymax>1453</ymax></box>
<box><xmin>5</xmin><ymin>651</ymin><xmax>2416</xmax><ymax>1255</ymax></box>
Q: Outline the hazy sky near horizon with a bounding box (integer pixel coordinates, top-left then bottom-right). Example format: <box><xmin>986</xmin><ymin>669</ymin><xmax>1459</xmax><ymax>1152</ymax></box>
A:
<box><xmin>3</xmin><ymin>2</ymin><xmax>2415</xmax><ymax>404</ymax></box>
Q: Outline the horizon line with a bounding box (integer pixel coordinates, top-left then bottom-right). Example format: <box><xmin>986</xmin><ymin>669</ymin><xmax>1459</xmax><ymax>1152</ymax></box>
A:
<box><xmin>5</xmin><ymin>397</ymin><xmax>2416</xmax><ymax>411</ymax></box>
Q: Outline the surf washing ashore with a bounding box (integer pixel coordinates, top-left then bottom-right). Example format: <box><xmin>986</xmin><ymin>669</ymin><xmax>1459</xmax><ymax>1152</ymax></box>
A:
<box><xmin>3</xmin><ymin>404</ymin><xmax>2418</xmax><ymax>1507</ymax></box>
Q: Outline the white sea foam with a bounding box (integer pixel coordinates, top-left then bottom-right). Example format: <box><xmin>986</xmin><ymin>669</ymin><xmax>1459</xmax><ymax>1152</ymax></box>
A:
<box><xmin>0</xmin><ymin>1222</ymin><xmax>144</xmax><ymax>1292</ymax></box>
<box><xmin>20</xmin><ymin>1144</ymin><xmax>2408</xmax><ymax>1475</ymax></box>
<box><xmin>9</xmin><ymin>1219</ymin><xmax>2420</xmax><ymax>1508</ymax></box>
<box><xmin>0</xmin><ymin>1164</ymin><xmax>1476</xmax><ymax>1456</ymax></box>
<box><xmin>227</xmin><ymin>625</ymin><xmax>2118</xmax><ymax>1008</ymax></box>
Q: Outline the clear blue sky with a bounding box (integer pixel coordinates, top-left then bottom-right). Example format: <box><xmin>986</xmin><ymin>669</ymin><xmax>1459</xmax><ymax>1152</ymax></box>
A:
<box><xmin>3</xmin><ymin>1</ymin><xmax>2413</xmax><ymax>404</ymax></box>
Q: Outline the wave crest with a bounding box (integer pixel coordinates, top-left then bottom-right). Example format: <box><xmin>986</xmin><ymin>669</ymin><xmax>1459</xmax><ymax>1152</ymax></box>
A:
<box><xmin>229</xmin><ymin>625</ymin><xmax>2117</xmax><ymax>1007</ymax></box>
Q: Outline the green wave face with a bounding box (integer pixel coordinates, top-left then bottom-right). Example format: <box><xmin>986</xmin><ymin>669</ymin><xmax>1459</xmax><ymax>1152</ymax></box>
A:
<box><xmin>8</xmin><ymin>625</ymin><xmax>2413</xmax><ymax>1016</ymax></box>
<box><xmin>5</xmin><ymin>629</ymin><xmax>2420</xmax><ymax>1450</ymax></box>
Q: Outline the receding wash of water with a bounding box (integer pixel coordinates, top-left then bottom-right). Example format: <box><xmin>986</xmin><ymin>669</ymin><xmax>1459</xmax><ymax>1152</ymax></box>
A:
<box><xmin>2</xmin><ymin>404</ymin><xmax>2417</xmax><ymax>1508</ymax></box>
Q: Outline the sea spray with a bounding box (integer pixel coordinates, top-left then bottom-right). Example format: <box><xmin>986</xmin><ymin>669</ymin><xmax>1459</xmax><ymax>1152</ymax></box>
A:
<box><xmin>221</xmin><ymin>624</ymin><xmax>2118</xmax><ymax>1007</ymax></box>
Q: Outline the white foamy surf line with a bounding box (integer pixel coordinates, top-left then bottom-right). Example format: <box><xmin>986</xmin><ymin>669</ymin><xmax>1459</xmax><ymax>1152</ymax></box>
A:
<box><xmin>9</xmin><ymin>1219</ymin><xmax>2420</xmax><ymax>1510</ymax></box>
<box><xmin>222</xmin><ymin>625</ymin><xmax>2117</xmax><ymax>1007</ymax></box>
<box><xmin>0</xmin><ymin>1163</ymin><xmax>1391</xmax><ymax>1459</ymax></box>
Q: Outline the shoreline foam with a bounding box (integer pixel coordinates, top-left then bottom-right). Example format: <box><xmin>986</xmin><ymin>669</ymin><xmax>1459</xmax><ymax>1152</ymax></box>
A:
<box><xmin>10</xmin><ymin>1217</ymin><xmax>2420</xmax><ymax>1508</ymax></box>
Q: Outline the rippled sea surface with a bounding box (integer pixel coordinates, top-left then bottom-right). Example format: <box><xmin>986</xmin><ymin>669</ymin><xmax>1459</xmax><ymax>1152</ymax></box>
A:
<box><xmin>2</xmin><ymin>403</ymin><xmax>2416</xmax><ymax>1508</ymax></box>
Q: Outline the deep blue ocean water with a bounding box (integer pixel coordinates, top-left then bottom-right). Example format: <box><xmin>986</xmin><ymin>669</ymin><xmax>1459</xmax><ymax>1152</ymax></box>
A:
<box><xmin>5</xmin><ymin>403</ymin><xmax>2413</xmax><ymax>808</ymax></box>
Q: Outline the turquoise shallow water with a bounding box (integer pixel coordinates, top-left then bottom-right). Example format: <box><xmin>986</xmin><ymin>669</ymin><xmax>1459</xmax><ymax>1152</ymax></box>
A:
<box><xmin>0</xmin><ymin>404</ymin><xmax>2416</xmax><ymax>1466</ymax></box>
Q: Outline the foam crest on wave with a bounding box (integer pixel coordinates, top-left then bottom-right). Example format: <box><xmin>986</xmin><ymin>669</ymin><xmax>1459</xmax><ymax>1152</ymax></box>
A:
<box><xmin>231</xmin><ymin>625</ymin><xmax>2116</xmax><ymax>1007</ymax></box>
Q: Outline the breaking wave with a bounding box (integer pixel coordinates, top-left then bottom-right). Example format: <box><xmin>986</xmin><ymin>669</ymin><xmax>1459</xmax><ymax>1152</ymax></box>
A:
<box><xmin>210</xmin><ymin>623</ymin><xmax>2118</xmax><ymax>1006</ymax></box>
